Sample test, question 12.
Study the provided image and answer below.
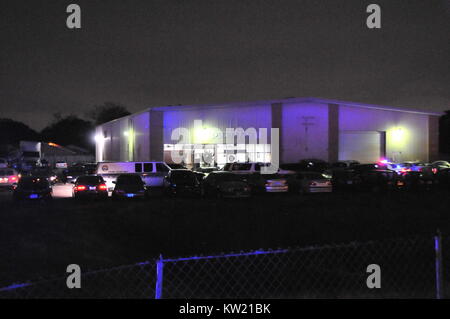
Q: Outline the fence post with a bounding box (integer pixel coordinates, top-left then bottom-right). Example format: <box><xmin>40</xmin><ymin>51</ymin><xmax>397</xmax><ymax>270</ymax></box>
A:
<box><xmin>434</xmin><ymin>230</ymin><xmax>443</xmax><ymax>299</ymax></box>
<box><xmin>155</xmin><ymin>254</ymin><xmax>164</xmax><ymax>299</ymax></box>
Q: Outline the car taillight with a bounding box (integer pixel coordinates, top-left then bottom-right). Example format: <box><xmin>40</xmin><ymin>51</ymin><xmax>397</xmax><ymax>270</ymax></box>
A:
<box><xmin>76</xmin><ymin>185</ymin><xmax>87</xmax><ymax>191</ymax></box>
<box><xmin>9</xmin><ymin>176</ymin><xmax>17</xmax><ymax>182</ymax></box>
<box><xmin>98</xmin><ymin>184</ymin><xmax>107</xmax><ymax>190</ymax></box>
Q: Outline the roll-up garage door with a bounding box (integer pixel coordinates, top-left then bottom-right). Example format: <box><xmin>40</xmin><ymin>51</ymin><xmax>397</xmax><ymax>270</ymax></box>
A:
<box><xmin>339</xmin><ymin>131</ymin><xmax>382</xmax><ymax>163</ymax></box>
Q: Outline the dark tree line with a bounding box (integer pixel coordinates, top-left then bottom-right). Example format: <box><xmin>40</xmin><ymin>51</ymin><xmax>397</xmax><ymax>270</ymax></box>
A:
<box><xmin>0</xmin><ymin>102</ymin><xmax>130</xmax><ymax>152</ymax></box>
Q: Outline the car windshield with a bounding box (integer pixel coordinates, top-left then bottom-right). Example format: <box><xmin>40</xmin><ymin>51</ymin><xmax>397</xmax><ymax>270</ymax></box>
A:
<box><xmin>117</xmin><ymin>175</ymin><xmax>142</xmax><ymax>184</ymax></box>
<box><xmin>280</xmin><ymin>164</ymin><xmax>303</xmax><ymax>171</ymax></box>
<box><xmin>301</xmin><ymin>173</ymin><xmax>326</xmax><ymax>179</ymax></box>
<box><xmin>232</xmin><ymin>163</ymin><xmax>252</xmax><ymax>170</ymax></box>
<box><xmin>0</xmin><ymin>170</ymin><xmax>15</xmax><ymax>176</ymax></box>
<box><xmin>77</xmin><ymin>176</ymin><xmax>103</xmax><ymax>184</ymax></box>
<box><xmin>171</xmin><ymin>172</ymin><xmax>196</xmax><ymax>184</ymax></box>
<box><xmin>18</xmin><ymin>178</ymin><xmax>49</xmax><ymax>189</ymax></box>
<box><xmin>168</xmin><ymin>164</ymin><xmax>186</xmax><ymax>169</ymax></box>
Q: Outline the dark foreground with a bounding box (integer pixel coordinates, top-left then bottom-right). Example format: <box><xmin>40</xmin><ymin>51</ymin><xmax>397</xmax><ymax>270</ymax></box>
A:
<box><xmin>1</xmin><ymin>187</ymin><xmax>450</xmax><ymax>287</ymax></box>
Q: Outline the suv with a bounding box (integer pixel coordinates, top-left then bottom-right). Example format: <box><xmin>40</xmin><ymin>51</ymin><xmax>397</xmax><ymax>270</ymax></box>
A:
<box><xmin>112</xmin><ymin>174</ymin><xmax>146</xmax><ymax>199</ymax></box>
<box><xmin>164</xmin><ymin>169</ymin><xmax>201</xmax><ymax>197</ymax></box>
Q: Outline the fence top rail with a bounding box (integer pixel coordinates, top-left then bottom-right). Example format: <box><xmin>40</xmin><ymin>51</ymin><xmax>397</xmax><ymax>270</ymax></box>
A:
<box><xmin>159</xmin><ymin>241</ymin><xmax>378</xmax><ymax>263</ymax></box>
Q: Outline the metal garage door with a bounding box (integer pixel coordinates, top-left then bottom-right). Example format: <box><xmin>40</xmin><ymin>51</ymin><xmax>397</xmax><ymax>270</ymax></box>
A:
<box><xmin>339</xmin><ymin>131</ymin><xmax>381</xmax><ymax>163</ymax></box>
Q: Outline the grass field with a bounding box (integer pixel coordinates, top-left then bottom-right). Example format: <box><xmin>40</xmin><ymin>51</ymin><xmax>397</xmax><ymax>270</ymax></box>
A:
<box><xmin>1</xmin><ymin>187</ymin><xmax>450</xmax><ymax>287</ymax></box>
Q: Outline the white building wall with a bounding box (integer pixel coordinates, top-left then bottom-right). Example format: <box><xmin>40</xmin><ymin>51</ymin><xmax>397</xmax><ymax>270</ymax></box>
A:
<box><xmin>339</xmin><ymin>105</ymin><xmax>429</xmax><ymax>162</ymax></box>
<box><xmin>163</xmin><ymin>104</ymin><xmax>272</xmax><ymax>145</ymax></box>
<box><xmin>281</xmin><ymin>102</ymin><xmax>329</xmax><ymax>162</ymax></box>
<box><xmin>131</xmin><ymin>112</ymin><xmax>150</xmax><ymax>161</ymax></box>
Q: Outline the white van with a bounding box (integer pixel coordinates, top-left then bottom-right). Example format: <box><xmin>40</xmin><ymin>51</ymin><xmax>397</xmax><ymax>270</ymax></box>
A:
<box><xmin>96</xmin><ymin>161</ymin><xmax>171</xmax><ymax>191</ymax></box>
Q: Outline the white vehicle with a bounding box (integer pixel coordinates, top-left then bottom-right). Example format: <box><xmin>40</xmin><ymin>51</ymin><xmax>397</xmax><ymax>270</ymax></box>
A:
<box><xmin>96</xmin><ymin>161</ymin><xmax>171</xmax><ymax>190</ymax></box>
<box><xmin>0</xmin><ymin>168</ymin><xmax>20</xmax><ymax>189</ymax></box>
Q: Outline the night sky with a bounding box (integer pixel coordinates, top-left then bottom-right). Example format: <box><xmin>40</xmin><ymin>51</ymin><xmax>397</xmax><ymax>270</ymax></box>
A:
<box><xmin>1</xmin><ymin>0</ymin><xmax>449</xmax><ymax>130</ymax></box>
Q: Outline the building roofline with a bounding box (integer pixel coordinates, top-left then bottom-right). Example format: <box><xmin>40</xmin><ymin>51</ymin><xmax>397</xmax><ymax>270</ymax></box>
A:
<box><xmin>97</xmin><ymin>97</ymin><xmax>444</xmax><ymax>127</ymax></box>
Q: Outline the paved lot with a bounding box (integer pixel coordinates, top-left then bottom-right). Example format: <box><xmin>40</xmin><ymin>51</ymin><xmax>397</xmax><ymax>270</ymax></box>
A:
<box><xmin>1</xmin><ymin>185</ymin><xmax>450</xmax><ymax>286</ymax></box>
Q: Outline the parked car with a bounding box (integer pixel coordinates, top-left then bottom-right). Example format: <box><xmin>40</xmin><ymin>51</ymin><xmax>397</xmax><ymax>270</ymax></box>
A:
<box><xmin>223</xmin><ymin>162</ymin><xmax>267</xmax><ymax>174</ymax></box>
<box><xmin>288</xmin><ymin>171</ymin><xmax>332</xmax><ymax>194</ymax></box>
<box><xmin>323</xmin><ymin>160</ymin><xmax>360</xmax><ymax>178</ymax></box>
<box><xmin>96</xmin><ymin>161</ymin><xmax>171</xmax><ymax>191</ymax></box>
<box><xmin>72</xmin><ymin>175</ymin><xmax>108</xmax><ymax>199</ymax></box>
<box><xmin>330</xmin><ymin>160</ymin><xmax>360</xmax><ymax>169</ymax></box>
<box><xmin>29</xmin><ymin>168</ymin><xmax>58</xmax><ymax>185</ymax></box>
<box><xmin>357</xmin><ymin>169</ymin><xmax>400</xmax><ymax>192</ymax></box>
<box><xmin>202</xmin><ymin>171</ymin><xmax>251</xmax><ymax>198</ymax></box>
<box><xmin>167</xmin><ymin>163</ymin><xmax>188</xmax><ymax>170</ymax></box>
<box><xmin>13</xmin><ymin>176</ymin><xmax>52</xmax><ymax>201</ymax></box>
<box><xmin>164</xmin><ymin>169</ymin><xmax>201</xmax><ymax>197</ymax></box>
<box><xmin>193</xmin><ymin>166</ymin><xmax>220</xmax><ymax>175</ymax></box>
<box><xmin>332</xmin><ymin>164</ymin><xmax>398</xmax><ymax>192</ymax></box>
<box><xmin>263</xmin><ymin>174</ymin><xmax>290</xmax><ymax>193</ymax></box>
<box><xmin>0</xmin><ymin>168</ymin><xmax>20</xmax><ymax>190</ymax></box>
<box><xmin>399</xmin><ymin>171</ymin><xmax>436</xmax><ymax>191</ymax></box>
<box><xmin>112</xmin><ymin>174</ymin><xmax>146</xmax><ymax>199</ymax></box>
<box><xmin>62</xmin><ymin>167</ymin><xmax>87</xmax><ymax>184</ymax></box>
<box><xmin>397</xmin><ymin>161</ymin><xmax>427</xmax><ymax>173</ymax></box>
<box><xmin>223</xmin><ymin>162</ymin><xmax>285</xmax><ymax>175</ymax></box>
<box><xmin>424</xmin><ymin>161</ymin><xmax>450</xmax><ymax>174</ymax></box>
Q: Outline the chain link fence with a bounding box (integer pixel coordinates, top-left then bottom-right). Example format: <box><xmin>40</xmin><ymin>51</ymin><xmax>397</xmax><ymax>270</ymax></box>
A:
<box><xmin>0</xmin><ymin>233</ymin><xmax>448</xmax><ymax>299</ymax></box>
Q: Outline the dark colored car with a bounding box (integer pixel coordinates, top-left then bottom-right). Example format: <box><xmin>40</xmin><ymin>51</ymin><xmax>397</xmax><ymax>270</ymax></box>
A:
<box><xmin>332</xmin><ymin>164</ymin><xmax>399</xmax><ymax>192</ymax></box>
<box><xmin>287</xmin><ymin>171</ymin><xmax>332</xmax><ymax>194</ymax></box>
<box><xmin>281</xmin><ymin>159</ymin><xmax>330</xmax><ymax>173</ymax></box>
<box><xmin>202</xmin><ymin>171</ymin><xmax>251</xmax><ymax>198</ymax></box>
<box><xmin>29</xmin><ymin>168</ymin><xmax>58</xmax><ymax>185</ymax></box>
<box><xmin>112</xmin><ymin>174</ymin><xmax>146</xmax><ymax>199</ymax></box>
<box><xmin>357</xmin><ymin>169</ymin><xmax>400</xmax><ymax>192</ymax></box>
<box><xmin>167</xmin><ymin>163</ymin><xmax>188</xmax><ymax>170</ymax></box>
<box><xmin>73</xmin><ymin>175</ymin><xmax>108</xmax><ymax>199</ymax></box>
<box><xmin>194</xmin><ymin>166</ymin><xmax>220</xmax><ymax>174</ymax></box>
<box><xmin>164</xmin><ymin>169</ymin><xmax>201</xmax><ymax>197</ymax></box>
<box><xmin>399</xmin><ymin>171</ymin><xmax>436</xmax><ymax>191</ymax></box>
<box><xmin>62</xmin><ymin>163</ymin><xmax>98</xmax><ymax>184</ymax></box>
<box><xmin>13</xmin><ymin>176</ymin><xmax>52</xmax><ymax>201</ymax></box>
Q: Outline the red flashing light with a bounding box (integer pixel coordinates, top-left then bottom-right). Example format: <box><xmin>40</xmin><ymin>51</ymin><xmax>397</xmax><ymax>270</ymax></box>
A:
<box><xmin>76</xmin><ymin>185</ymin><xmax>87</xmax><ymax>191</ymax></box>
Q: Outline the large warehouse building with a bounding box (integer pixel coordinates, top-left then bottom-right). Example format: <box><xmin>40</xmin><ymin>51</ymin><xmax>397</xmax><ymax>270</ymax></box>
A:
<box><xmin>95</xmin><ymin>97</ymin><xmax>441</xmax><ymax>167</ymax></box>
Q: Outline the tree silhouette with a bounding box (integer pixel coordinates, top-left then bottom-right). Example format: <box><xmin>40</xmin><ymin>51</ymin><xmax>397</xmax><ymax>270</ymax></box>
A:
<box><xmin>0</xmin><ymin>118</ymin><xmax>40</xmax><ymax>145</ymax></box>
<box><xmin>41</xmin><ymin>115</ymin><xmax>94</xmax><ymax>150</ymax></box>
<box><xmin>88</xmin><ymin>102</ymin><xmax>131</xmax><ymax>126</ymax></box>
